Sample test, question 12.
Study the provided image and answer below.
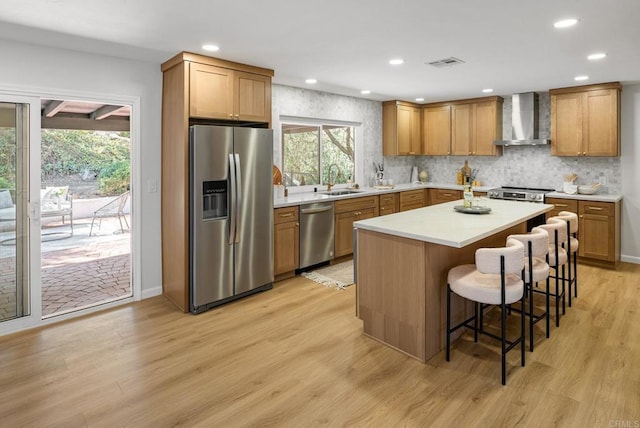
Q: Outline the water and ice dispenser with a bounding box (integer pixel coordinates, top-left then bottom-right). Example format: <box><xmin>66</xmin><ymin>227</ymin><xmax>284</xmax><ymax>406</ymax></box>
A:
<box><xmin>202</xmin><ymin>180</ymin><xmax>227</xmax><ymax>220</ymax></box>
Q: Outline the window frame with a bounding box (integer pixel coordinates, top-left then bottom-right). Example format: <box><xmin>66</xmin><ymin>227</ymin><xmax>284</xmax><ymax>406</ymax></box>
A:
<box><xmin>280</xmin><ymin>116</ymin><xmax>359</xmax><ymax>192</ymax></box>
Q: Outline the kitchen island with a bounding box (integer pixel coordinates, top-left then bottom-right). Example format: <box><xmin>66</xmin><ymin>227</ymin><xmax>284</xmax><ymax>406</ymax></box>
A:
<box><xmin>353</xmin><ymin>199</ymin><xmax>553</xmax><ymax>362</ymax></box>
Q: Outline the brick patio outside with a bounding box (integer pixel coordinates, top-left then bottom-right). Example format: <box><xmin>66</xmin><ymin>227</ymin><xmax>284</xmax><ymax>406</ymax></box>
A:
<box><xmin>0</xmin><ymin>216</ymin><xmax>131</xmax><ymax>320</ymax></box>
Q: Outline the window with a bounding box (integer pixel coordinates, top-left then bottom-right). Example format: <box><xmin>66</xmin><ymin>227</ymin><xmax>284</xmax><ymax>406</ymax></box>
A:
<box><xmin>282</xmin><ymin>122</ymin><xmax>355</xmax><ymax>187</ymax></box>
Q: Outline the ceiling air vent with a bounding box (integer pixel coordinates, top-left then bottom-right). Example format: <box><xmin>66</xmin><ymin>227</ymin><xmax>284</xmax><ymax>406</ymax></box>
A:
<box><xmin>427</xmin><ymin>57</ymin><xmax>465</xmax><ymax>68</ymax></box>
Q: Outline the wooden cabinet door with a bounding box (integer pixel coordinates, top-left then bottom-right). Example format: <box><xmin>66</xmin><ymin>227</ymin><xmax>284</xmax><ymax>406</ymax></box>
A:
<box><xmin>334</xmin><ymin>211</ymin><xmax>356</xmax><ymax>258</ymax></box>
<box><xmin>379</xmin><ymin>193</ymin><xmax>399</xmax><ymax>216</ymax></box>
<box><xmin>423</xmin><ymin>105</ymin><xmax>451</xmax><ymax>155</ymax></box>
<box><xmin>335</xmin><ymin>208</ymin><xmax>376</xmax><ymax>257</ymax></box>
<box><xmin>451</xmin><ymin>103</ymin><xmax>472</xmax><ymax>155</ymax></box>
<box><xmin>399</xmin><ymin>189</ymin><xmax>426</xmax><ymax>211</ymax></box>
<box><xmin>473</xmin><ymin>101</ymin><xmax>501</xmax><ymax>156</ymax></box>
<box><xmin>396</xmin><ymin>104</ymin><xmax>421</xmax><ymax>155</ymax></box>
<box><xmin>584</xmin><ymin>89</ymin><xmax>619</xmax><ymax>156</ymax></box>
<box><xmin>274</xmin><ymin>220</ymin><xmax>299</xmax><ymax>275</ymax></box>
<box><xmin>579</xmin><ymin>213</ymin><xmax>613</xmax><ymax>261</ymax></box>
<box><xmin>429</xmin><ymin>189</ymin><xmax>461</xmax><ymax>205</ymax></box>
<box><xmin>189</xmin><ymin>63</ymin><xmax>234</xmax><ymax>119</ymax></box>
<box><xmin>235</xmin><ymin>71</ymin><xmax>271</xmax><ymax>123</ymax></box>
<box><xmin>579</xmin><ymin>201</ymin><xmax>615</xmax><ymax>261</ymax></box>
<box><xmin>409</xmin><ymin>106</ymin><xmax>422</xmax><ymax>155</ymax></box>
<box><xmin>551</xmin><ymin>92</ymin><xmax>583</xmax><ymax>156</ymax></box>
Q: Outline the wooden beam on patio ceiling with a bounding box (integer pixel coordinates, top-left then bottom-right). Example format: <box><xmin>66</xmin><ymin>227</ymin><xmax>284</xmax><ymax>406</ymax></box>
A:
<box><xmin>90</xmin><ymin>105</ymin><xmax>127</xmax><ymax>121</ymax></box>
<box><xmin>43</xmin><ymin>100</ymin><xmax>69</xmax><ymax>118</ymax></box>
<box><xmin>41</xmin><ymin>114</ymin><xmax>130</xmax><ymax>132</ymax></box>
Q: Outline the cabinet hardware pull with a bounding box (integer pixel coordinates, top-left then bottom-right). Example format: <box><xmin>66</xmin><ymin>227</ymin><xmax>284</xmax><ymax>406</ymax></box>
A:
<box><xmin>279</xmin><ymin>213</ymin><xmax>293</xmax><ymax>217</ymax></box>
<box><xmin>229</xmin><ymin>114</ymin><xmax>233</xmax><ymax>118</ymax></box>
<box><xmin>409</xmin><ymin>151</ymin><xmax>416</xmax><ymax>155</ymax></box>
<box><xmin>555</xmin><ymin>204</ymin><xmax>568</xmax><ymax>207</ymax></box>
<box><xmin>295</xmin><ymin>222</ymin><xmax>299</xmax><ymax>226</ymax></box>
<box><xmin>588</xmin><ymin>207</ymin><xmax>604</xmax><ymax>211</ymax></box>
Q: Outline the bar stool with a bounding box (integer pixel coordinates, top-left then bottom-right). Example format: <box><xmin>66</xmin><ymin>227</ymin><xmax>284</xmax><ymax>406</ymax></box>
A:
<box><xmin>446</xmin><ymin>238</ymin><xmax>525</xmax><ymax>385</ymax></box>
<box><xmin>551</xmin><ymin>211</ymin><xmax>579</xmax><ymax>304</ymax></box>
<box><xmin>507</xmin><ymin>227</ymin><xmax>550</xmax><ymax>351</ymax></box>
<box><xmin>535</xmin><ymin>221</ymin><xmax>568</xmax><ymax>327</ymax></box>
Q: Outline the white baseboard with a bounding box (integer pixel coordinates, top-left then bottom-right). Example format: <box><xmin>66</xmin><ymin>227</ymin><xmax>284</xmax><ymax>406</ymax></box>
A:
<box><xmin>620</xmin><ymin>254</ymin><xmax>640</xmax><ymax>264</ymax></box>
<box><xmin>141</xmin><ymin>286</ymin><xmax>163</xmax><ymax>299</ymax></box>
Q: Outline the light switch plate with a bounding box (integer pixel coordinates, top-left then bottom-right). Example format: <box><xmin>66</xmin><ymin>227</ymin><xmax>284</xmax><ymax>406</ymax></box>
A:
<box><xmin>147</xmin><ymin>179</ymin><xmax>158</xmax><ymax>193</ymax></box>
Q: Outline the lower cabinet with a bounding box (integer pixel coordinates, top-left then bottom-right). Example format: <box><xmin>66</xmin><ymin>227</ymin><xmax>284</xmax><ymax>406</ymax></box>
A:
<box><xmin>428</xmin><ymin>188</ymin><xmax>461</xmax><ymax>205</ymax></box>
<box><xmin>334</xmin><ymin>196</ymin><xmax>379</xmax><ymax>257</ymax></box>
<box><xmin>545</xmin><ymin>197</ymin><xmax>620</xmax><ymax>266</ymax></box>
<box><xmin>578</xmin><ymin>200</ymin><xmax>620</xmax><ymax>264</ymax></box>
<box><xmin>379</xmin><ymin>193</ymin><xmax>399</xmax><ymax>216</ymax></box>
<box><xmin>274</xmin><ymin>206</ymin><xmax>299</xmax><ymax>279</ymax></box>
<box><xmin>399</xmin><ymin>189</ymin><xmax>427</xmax><ymax>211</ymax></box>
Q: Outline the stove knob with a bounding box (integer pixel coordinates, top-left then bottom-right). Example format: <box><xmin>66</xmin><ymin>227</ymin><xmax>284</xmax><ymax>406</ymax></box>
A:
<box><xmin>488</xmin><ymin>191</ymin><xmax>498</xmax><ymax>198</ymax></box>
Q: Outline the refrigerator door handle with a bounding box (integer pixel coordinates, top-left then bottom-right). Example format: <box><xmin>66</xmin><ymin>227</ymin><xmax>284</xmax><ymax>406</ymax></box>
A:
<box><xmin>233</xmin><ymin>153</ymin><xmax>242</xmax><ymax>244</ymax></box>
<box><xmin>228</xmin><ymin>153</ymin><xmax>237</xmax><ymax>244</ymax></box>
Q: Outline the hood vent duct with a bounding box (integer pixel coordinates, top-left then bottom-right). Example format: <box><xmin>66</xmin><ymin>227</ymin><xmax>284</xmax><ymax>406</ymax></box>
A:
<box><xmin>494</xmin><ymin>92</ymin><xmax>549</xmax><ymax>146</ymax></box>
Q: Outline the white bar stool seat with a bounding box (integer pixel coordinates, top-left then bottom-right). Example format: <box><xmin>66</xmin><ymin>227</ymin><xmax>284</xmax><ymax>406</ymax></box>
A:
<box><xmin>507</xmin><ymin>226</ymin><xmax>550</xmax><ymax>351</ymax></box>
<box><xmin>536</xmin><ymin>220</ymin><xmax>568</xmax><ymax>327</ymax></box>
<box><xmin>446</xmin><ymin>238</ymin><xmax>526</xmax><ymax>385</ymax></box>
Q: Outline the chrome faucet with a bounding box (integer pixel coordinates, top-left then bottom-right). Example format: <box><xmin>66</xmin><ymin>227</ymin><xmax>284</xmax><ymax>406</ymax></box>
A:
<box><xmin>326</xmin><ymin>163</ymin><xmax>342</xmax><ymax>191</ymax></box>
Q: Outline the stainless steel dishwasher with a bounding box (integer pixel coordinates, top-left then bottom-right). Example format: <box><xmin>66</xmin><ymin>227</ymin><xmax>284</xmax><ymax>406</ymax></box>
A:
<box><xmin>299</xmin><ymin>202</ymin><xmax>335</xmax><ymax>269</ymax></box>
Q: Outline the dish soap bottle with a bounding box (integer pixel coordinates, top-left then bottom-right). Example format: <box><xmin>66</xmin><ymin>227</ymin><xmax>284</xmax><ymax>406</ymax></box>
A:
<box><xmin>463</xmin><ymin>184</ymin><xmax>473</xmax><ymax>208</ymax></box>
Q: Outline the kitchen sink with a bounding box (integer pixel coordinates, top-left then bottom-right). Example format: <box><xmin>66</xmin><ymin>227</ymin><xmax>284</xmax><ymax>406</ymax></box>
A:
<box><xmin>320</xmin><ymin>189</ymin><xmax>363</xmax><ymax>196</ymax></box>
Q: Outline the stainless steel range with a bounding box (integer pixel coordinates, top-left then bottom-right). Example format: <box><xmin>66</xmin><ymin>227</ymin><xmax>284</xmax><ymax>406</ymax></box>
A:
<box><xmin>487</xmin><ymin>186</ymin><xmax>554</xmax><ymax>203</ymax></box>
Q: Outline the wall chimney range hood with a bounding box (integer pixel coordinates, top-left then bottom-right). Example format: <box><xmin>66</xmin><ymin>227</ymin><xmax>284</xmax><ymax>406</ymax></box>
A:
<box><xmin>494</xmin><ymin>92</ymin><xmax>549</xmax><ymax>146</ymax></box>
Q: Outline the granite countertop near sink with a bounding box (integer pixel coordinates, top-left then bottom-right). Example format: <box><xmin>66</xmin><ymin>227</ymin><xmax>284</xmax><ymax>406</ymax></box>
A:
<box><xmin>546</xmin><ymin>191</ymin><xmax>622</xmax><ymax>203</ymax></box>
<box><xmin>274</xmin><ymin>183</ymin><xmax>495</xmax><ymax>208</ymax></box>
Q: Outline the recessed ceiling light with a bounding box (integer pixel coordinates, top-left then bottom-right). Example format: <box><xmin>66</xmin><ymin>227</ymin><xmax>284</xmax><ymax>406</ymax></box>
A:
<box><xmin>415</xmin><ymin>97</ymin><xmax>425</xmax><ymax>102</ymax></box>
<box><xmin>305</xmin><ymin>78</ymin><xmax>317</xmax><ymax>84</ymax></box>
<box><xmin>389</xmin><ymin>58</ymin><xmax>404</xmax><ymax>65</ymax></box>
<box><xmin>361</xmin><ymin>90</ymin><xmax>371</xmax><ymax>95</ymax></box>
<box><xmin>574</xmin><ymin>75</ymin><xmax>589</xmax><ymax>81</ymax></box>
<box><xmin>554</xmin><ymin>18</ymin><xmax>578</xmax><ymax>28</ymax></box>
<box><xmin>482</xmin><ymin>88</ymin><xmax>494</xmax><ymax>93</ymax></box>
<box><xmin>202</xmin><ymin>44</ymin><xmax>220</xmax><ymax>52</ymax></box>
<box><xmin>588</xmin><ymin>53</ymin><xmax>607</xmax><ymax>60</ymax></box>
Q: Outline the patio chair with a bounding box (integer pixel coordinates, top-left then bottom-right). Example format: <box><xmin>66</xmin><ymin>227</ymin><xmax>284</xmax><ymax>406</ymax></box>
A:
<box><xmin>89</xmin><ymin>191</ymin><xmax>130</xmax><ymax>236</ymax></box>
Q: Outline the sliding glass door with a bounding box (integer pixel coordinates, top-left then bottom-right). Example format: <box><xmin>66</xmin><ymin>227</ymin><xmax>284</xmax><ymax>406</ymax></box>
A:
<box><xmin>0</xmin><ymin>101</ymin><xmax>31</xmax><ymax>321</ymax></box>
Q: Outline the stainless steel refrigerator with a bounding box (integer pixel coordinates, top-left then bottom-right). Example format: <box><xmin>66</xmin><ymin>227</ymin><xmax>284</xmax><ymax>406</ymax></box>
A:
<box><xmin>189</xmin><ymin>125</ymin><xmax>273</xmax><ymax>313</ymax></box>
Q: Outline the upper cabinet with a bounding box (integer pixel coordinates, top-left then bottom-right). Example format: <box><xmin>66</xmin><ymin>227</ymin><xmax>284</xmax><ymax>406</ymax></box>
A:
<box><xmin>383</xmin><ymin>101</ymin><xmax>422</xmax><ymax>156</ymax></box>
<box><xmin>550</xmin><ymin>82</ymin><xmax>621</xmax><ymax>157</ymax></box>
<box><xmin>422</xmin><ymin>105</ymin><xmax>451</xmax><ymax>155</ymax></box>
<box><xmin>422</xmin><ymin>96</ymin><xmax>503</xmax><ymax>156</ymax></box>
<box><xmin>189</xmin><ymin>63</ymin><xmax>272</xmax><ymax>123</ymax></box>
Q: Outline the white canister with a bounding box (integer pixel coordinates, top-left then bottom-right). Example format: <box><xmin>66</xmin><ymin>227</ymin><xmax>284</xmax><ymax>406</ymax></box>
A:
<box><xmin>274</xmin><ymin>184</ymin><xmax>285</xmax><ymax>198</ymax></box>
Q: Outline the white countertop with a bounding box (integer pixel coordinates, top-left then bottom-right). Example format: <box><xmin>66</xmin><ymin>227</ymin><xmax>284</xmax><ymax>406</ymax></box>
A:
<box><xmin>274</xmin><ymin>182</ymin><xmax>495</xmax><ymax>208</ymax></box>
<box><xmin>353</xmin><ymin>199</ymin><xmax>553</xmax><ymax>248</ymax></box>
<box><xmin>546</xmin><ymin>191</ymin><xmax>622</xmax><ymax>203</ymax></box>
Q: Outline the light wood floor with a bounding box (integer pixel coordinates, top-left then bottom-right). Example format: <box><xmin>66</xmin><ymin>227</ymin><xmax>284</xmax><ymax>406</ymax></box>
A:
<box><xmin>0</xmin><ymin>263</ymin><xmax>638</xmax><ymax>427</ymax></box>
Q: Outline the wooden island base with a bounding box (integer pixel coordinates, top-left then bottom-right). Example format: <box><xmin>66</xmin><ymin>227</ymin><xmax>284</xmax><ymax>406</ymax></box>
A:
<box><xmin>356</xmin><ymin>222</ymin><xmax>527</xmax><ymax>363</ymax></box>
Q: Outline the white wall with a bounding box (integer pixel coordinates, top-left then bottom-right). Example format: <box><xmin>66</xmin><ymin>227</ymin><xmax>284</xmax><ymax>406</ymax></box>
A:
<box><xmin>0</xmin><ymin>39</ymin><xmax>163</xmax><ymax>297</ymax></box>
<box><xmin>620</xmin><ymin>84</ymin><xmax>640</xmax><ymax>263</ymax></box>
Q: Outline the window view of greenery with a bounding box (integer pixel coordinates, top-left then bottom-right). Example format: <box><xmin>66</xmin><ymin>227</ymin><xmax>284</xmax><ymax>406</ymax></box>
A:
<box><xmin>282</xmin><ymin>123</ymin><xmax>355</xmax><ymax>187</ymax></box>
<box><xmin>40</xmin><ymin>129</ymin><xmax>130</xmax><ymax>197</ymax></box>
